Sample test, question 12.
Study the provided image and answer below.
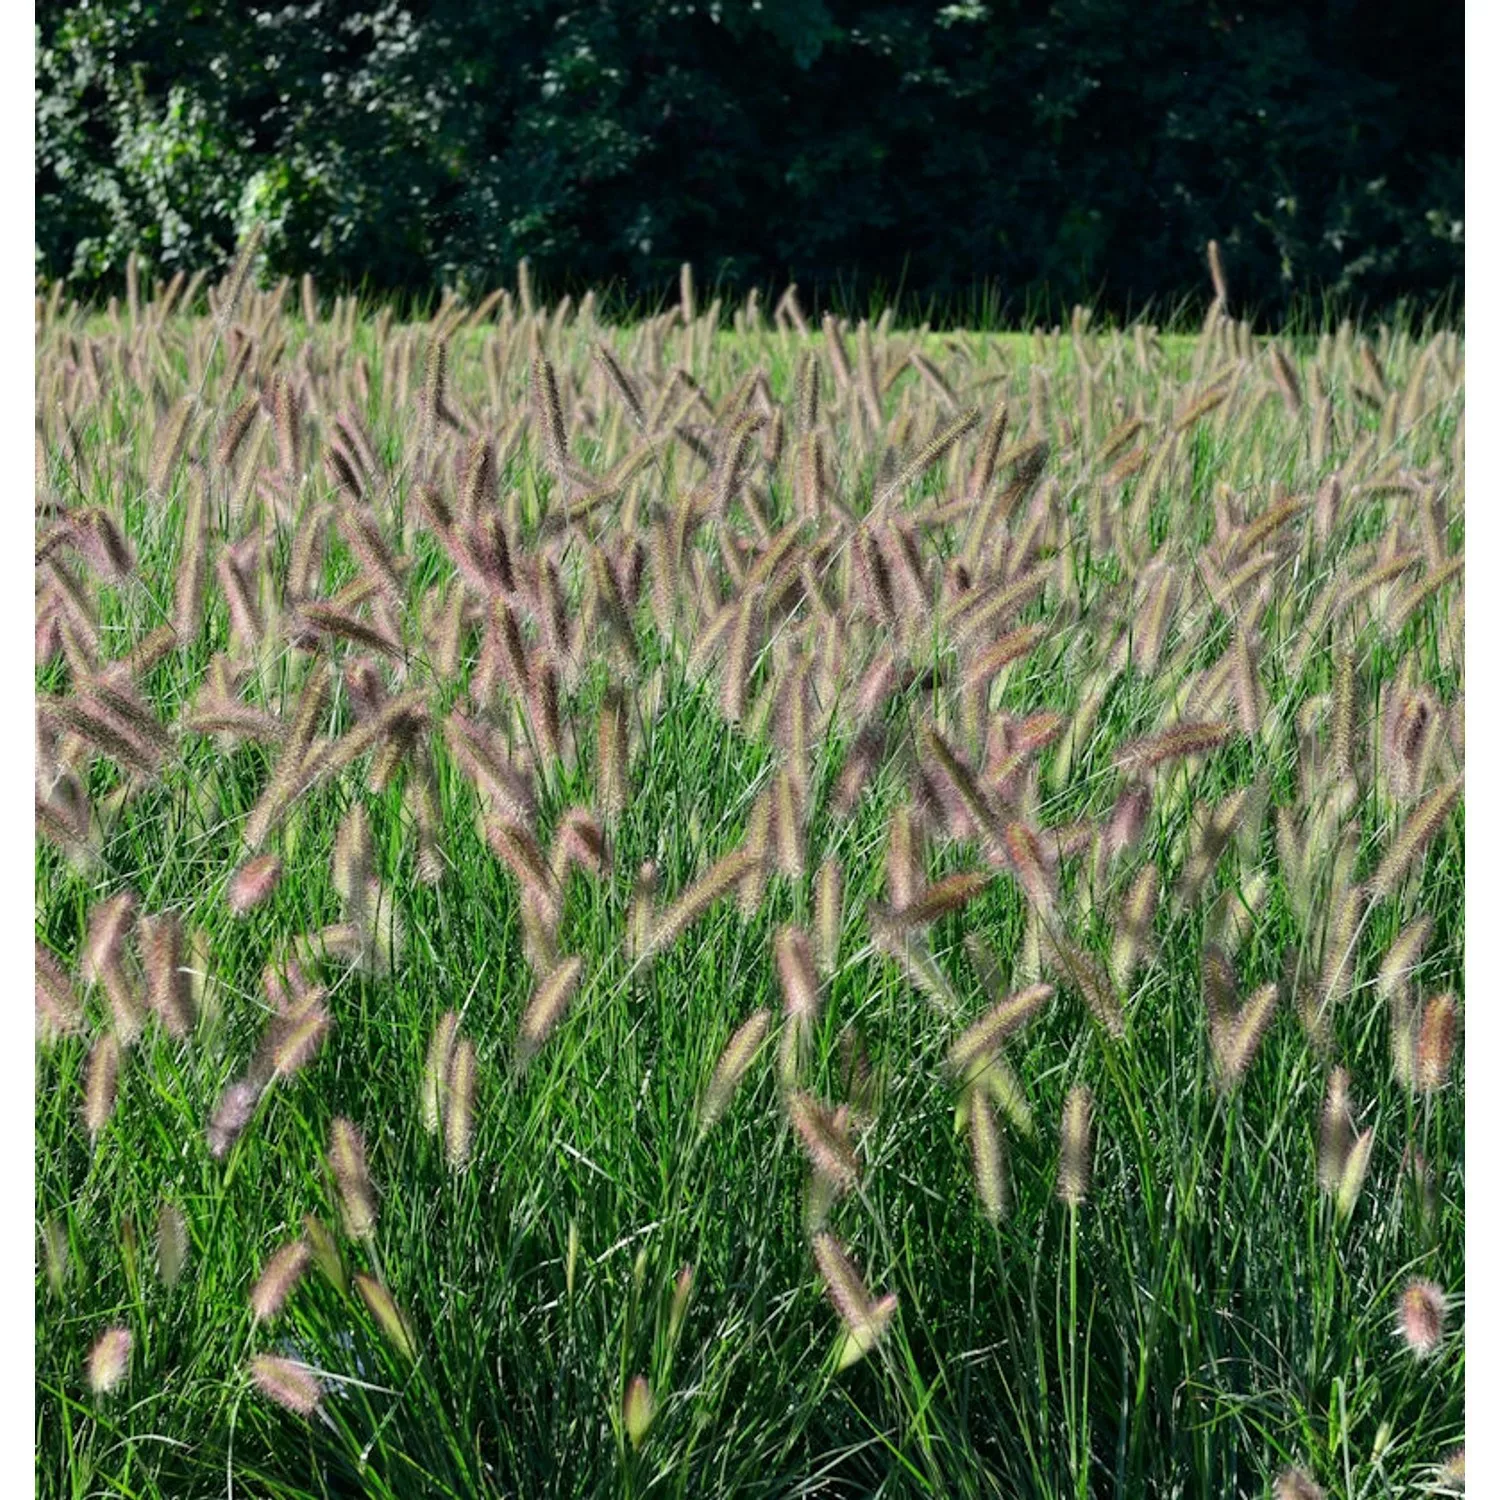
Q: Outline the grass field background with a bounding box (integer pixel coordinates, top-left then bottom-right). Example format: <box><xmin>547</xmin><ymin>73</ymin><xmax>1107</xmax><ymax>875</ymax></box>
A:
<box><xmin>35</xmin><ymin>264</ymin><xmax>1463</xmax><ymax>1497</ymax></box>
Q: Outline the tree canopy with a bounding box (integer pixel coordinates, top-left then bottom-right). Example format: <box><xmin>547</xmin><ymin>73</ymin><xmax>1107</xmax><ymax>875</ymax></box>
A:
<box><xmin>36</xmin><ymin>0</ymin><xmax>1462</xmax><ymax>321</ymax></box>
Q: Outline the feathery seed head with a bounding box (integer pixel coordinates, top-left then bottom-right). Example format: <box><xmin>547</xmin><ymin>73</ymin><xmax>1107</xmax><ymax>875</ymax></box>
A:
<box><xmin>649</xmin><ymin>848</ymin><xmax>758</xmax><ymax>958</ymax></box>
<box><xmin>1335</xmin><ymin>1127</ymin><xmax>1375</xmax><ymax>1221</ymax></box>
<box><xmin>1274</xmin><ymin>1469</ymin><xmax>1325</xmax><ymax>1500</ymax></box>
<box><xmin>422</xmin><ymin>1011</ymin><xmax>460</xmax><ymax>1135</ymax></box>
<box><xmin>1432</xmin><ymin>1447</ymin><xmax>1465</xmax><ymax>1490</ymax></box>
<box><xmin>594</xmin><ymin>343</ymin><xmax>645</xmax><ymax>429</ymax></box>
<box><xmin>813</xmin><ymin>860</ymin><xmax>843</xmax><ymax>977</ymax></box>
<box><xmin>329</xmin><ymin>1116</ymin><xmax>377</xmax><ymax>1239</ymax></box>
<box><xmin>836</xmin><ymin>1290</ymin><xmax>898</xmax><ymax>1371</ymax></box>
<box><xmin>86</xmin><ymin>1326</ymin><xmax>132</xmax><ymax>1396</ymax></box>
<box><xmin>516</xmin><ymin>955</ymin><xmax>584</xmax><ymax>1066</ymax></box>
<box><xmin>1371</xmin><ymin>780</ymin><xmax>1461</xmax><ymax>902</ymax></box>
<box><xmin>1004</xmin><ymin>820</ymin><xmax>1056</xmax><ymax>912</ymax></box>
<box><xmin>355</xmin><ymin>1272</ymin><xmax>415</xmax><ymax>1360</ymax></box>
<box><xmin>138</xmin><ymin>911</ymin><xmax>194</xmax><ymax>1039</ymax></box>
<box><xmin>82</xmin><ymin>890</ymin><xmax>138</xmax><ymax>988</ymax></box>
<box><xmin>228</xmin><ymin>854</ymin><xmax>283</xmax><ymax>916</ymax></box>
<box><xmin>1058</xmin><ymin>1084</ymin><xmax>1093</xmax><ymax>1207</ymax></box>
<box><xmin>530</xmin><ymin>354</ymin><xmax>568</xmax><ymax>475</ymax></box>
<box><xmin>156</xmin><ymin>1201</ymin><xmax>189</xmax><ymax>1287</ymax></box>
<box><xmin>701</xmin><ymin>1009</ymin><xmax>771</xmax><ymax>1131</ymax></box>
<box><xmin>948</xmin><ymin>984</ymin><xmax>1054</xmax><ymax>1076</ymax></box>
<box><xmin>250</xmin><ymin>1238</ymin><xmax>311</xmax><ymax>1322</ymax></box>
<box><xmin>1044</xmin><ymin>932</ymin><xmax>1124</xmax><ymax>1039</ymax></box>
<box><xmin>883</xmin><ymin>871</ymin><xmax>993</xmax><ymax>934</ymax></box>
<box><xmin>624</xmin><ymin>1374</ymin><xmax>656</xmax><ymax>1449</ymax></box>
<box><xmin>627</xmin><ymin>859</ymin><xmax>658</xmax><ymax>962</ymax></box>
<box><xmin>786</xmin><ymin>1091</ymin><xmax>859</xmax><ymax>1193</ymax></box>
<box><xmin>1398</xmin><ymin>1277</ymin><xmax>1447</xmax><ymax>1357</ymax></box>
<box><xmin>41</xmin><ymin>1218</ymin><xmax>68</xmax><ymax>1298</ymax></box>
<box><xmin>811</xmin><ymin>1232</ymin><xmax>896</xmax><ymax>1370</ymax></box>
<box><xmin>1114</xmin><ymin>721</ymin><xmax>1234</xmax><ymax>774</ymax></box>
<box><xmin>83</xmin><ymin>1033</ymin><xmax>121</xmax><ymax>1141</ymax></box>
<box><xmin>1416</xmin><ymin>992</ymin><xmax>1459</xmax><ymax>1092</ymax></box>
<box><xmin>775</xmin><ymin>926</ymin><xmax>819</xmax><ymax>1022</ymax></box>
<box><xmin>250</xmin><ymin>1353</ymin><xmax>323</xmax><ymax>1417</ymax></box>
<box><xmin>1105</xmin><ymin>782</ymin><xmax>1152</xmax><ymax>855</ymax></box>
<box><xmin>1317</xmin><ymin>1066</ymin><xmax>1355</xmax><ymax>1193</ymax></box>
<box><xmin>445</xmin><ymin>1035</ymin><xmax>477</xmax><ymax>1168</ymax></box>
<box><xmin>968</xmin><ymin>1088</ymin><xmax>1009</xmax><ymax>1222</ymax></box>
<box><xmin>332</xmin><ymin>803</ymin><xmax>374</xmax><ymax>910</ymax></box>
<box><xmin>885</xmin><ymin>804</ymin><xmax>924</xmax><ymax>913</ymax></box>
<box><xmin>1376</xmin><ymin>916</ymin><xmax>1432</xmax><ymax>1008</ymax></box>
<box><xmin>35</xmin><ymin>942</ymin><xmax>84</xmax><ymax>1042</ymax></box>
<box><xmin>207</xmin><ymin>1078</ymin><xmax>262</xmax><ymax>1159</ymax></box>
<box><xmin>267</xmin><ymin>1001</ymin><xmax>331</xmax><ymax>1079</ymax></box>
<box><xmin>1200</xmin><ymin>943</ymin><xmax>1237</xmax><ymax>1032</ymax></box>
<box><xmin>1215</xmin><ymin>982</ymin><xmax>1278</xmax><ymax>1087</ymax></box>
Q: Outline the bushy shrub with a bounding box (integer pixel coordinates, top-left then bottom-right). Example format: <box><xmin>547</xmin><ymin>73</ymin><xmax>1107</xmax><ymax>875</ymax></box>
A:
<box><xmin>36</xmin><ymin>0</ymin><xmax>1462</xmax><ymax>321</ymax></box>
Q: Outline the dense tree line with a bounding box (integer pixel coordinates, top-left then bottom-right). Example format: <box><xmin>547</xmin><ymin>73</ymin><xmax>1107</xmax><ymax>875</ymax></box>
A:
<box><xmin>36</xmin><ymin>0</ymin><xmax>1462</xmax><ymax>322</ymax></box>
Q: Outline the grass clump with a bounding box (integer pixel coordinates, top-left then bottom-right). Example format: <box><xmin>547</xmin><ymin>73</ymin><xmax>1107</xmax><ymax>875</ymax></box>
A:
<box><xmin>35</xmin><ymin>264</ymin><xmax>1463</xmax><ymax>1496</ymax></box>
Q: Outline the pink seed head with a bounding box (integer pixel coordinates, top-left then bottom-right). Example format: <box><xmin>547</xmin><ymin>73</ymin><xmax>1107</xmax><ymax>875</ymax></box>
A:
<box><xmin>86</xmin><ymin>1325</ymin><xmax>132</xmax><ymax>1395</ymax></box>
<box><xmin>228</xmin><ymin>854</ymin><xmax>283</xmax><ymax>916</ymax></box>
<box><xmin>1398</xmin><ymin>1278</ymin><xmax>1447</xmax><ymax>1357</ymax></box>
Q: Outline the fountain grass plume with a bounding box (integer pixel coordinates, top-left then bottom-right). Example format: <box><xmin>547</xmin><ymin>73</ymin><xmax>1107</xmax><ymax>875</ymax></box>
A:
<box><xmin>786</xmin><ymin>1092</ymin><xmax>859</xmax><ymax>1193</ymax></box>
<box><xmin>813</xmin><ymin>860</ymin><xmax>843</xmax><ymax>977</ymax></box>
<box><xmin>138</xmin><ymin>911</ymin><xmax>194</xmax><ymax>1039</ymax></box>
<box><xmin>329</xmin><ymin>1117</ymin><xmax>377</xmax><ymax>1240</ymax></box>
<box><xmin>250</xmin><ymin>1353</ymin><xmax>323</xmax><ymax>1417</ymax></box>
<box><xmin>355</xmin><ymin>1273</ymin><xmax>416</xmax><ymax>1361</ymax></box>
<box><xmin>700</xmin><ymin>1009</ymin><xmax>771</xmax><ymax>1132</ymax></box>
<box><xmin>227</xmin><ymin>854</ymin><xmax>283</xmax><ymax>916</ymax></box>
<box><xmin>948</xmin><ymin>984</ymin><xmax>1053</xmax><ymax>1077</ymax></box>
<box><xmin>516</xmin><ymin>955</ymin><xmax>584</xmax><ymax>1066</ymax></box>
<box><xmin>1416</xmin><ymin>993</ymin><xmax>1459</xmax><ymax>1092</ymax></box>
<box><xmin>445</xmin><ymin>1035</ymin><xmax>477</xmax><ymax>1167</ymax></box>
<box><xmin>1057</xmin><ymin>1084</ymin><xmax>1093</xmax><ymax>1207</ymax></box>
<box><xmin>1370</xmin><ymin>780</ymin><xmax>1462</xmax><ymax>902</ymax></box>
<box><xmin>422</xmin><ymin>1012</ymin><xmax>460</xmax><ymax>1135</ymax></box>
<box><xmin>1043</xmin><ymin>931</ymin><xmax>1124</xmax><ymax>1040</ymax></box>
<box><xmin>250</xmin><ymin>1239</ymin><xmax>311</xmax><ymax>1323</ymax></box>
<box><xmin>647</xmin><ymin>847</ymin><xmax>760</xmax><ymax>959</ymax></box>
<box><xmin>86</xmin><ymin>1326</ymin><xmax>132</xmax><ymax>1396</ymax></box>
<box><xmin>35</xmin><ymin>941</ymin><xmax>84</xmax><ymax>1041</ymax></box>
<box><xmin>1398</xmin><ymin>1278</ymin><xmax>1447</xmax><ymax>1357</ymax></box>
<box><xmin>155</xmin><ymin>1201</ymin><xmax>189</xmax><ymax>1288</ymax></box>
<box><xmin>811</xmin><ymin>1232</ymin><xmax>897</xmax><ymax>1371</ymax></box>
<box><xmin>82</xmin><ymin>1033</ymin><xmax>121</xmax><ymax>1141</ymax></box>
<box><xmin>1274</xmin><ymin>1469</ymin><xmax>1325</xmax><ymax>1500</ymax></box>
<box><xmin>774</xmin><ymin>926</ymin><xmax>819</xmax><ymax>1023</ymax></box>
<box><xmin>967</xmin><ymin>1087</ymin><xmax>1009</xmax><ymax>1222</ymax></box>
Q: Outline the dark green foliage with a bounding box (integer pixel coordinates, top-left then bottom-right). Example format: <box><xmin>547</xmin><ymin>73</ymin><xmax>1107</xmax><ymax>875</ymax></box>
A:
<box><xmin>48</xmin><ymin>9</ymin><xmax>1452</xmax><ymax>316</ymax></box>
<box><xmin>36</xmin><ymin>1</ymin><xmax>1461</xmax><ymax>321</ymax></box>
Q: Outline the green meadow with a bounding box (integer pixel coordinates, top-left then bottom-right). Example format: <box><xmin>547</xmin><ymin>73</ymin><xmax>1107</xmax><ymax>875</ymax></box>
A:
<box><xmin>35</xmin><ymin>263</ymin><xmax>1463</xmax><ymax>1497</ymax></box>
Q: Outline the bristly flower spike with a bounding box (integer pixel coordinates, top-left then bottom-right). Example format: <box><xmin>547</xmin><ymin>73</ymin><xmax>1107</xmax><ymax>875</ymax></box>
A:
<box><xmin>250</xmin><ymin>1239</ymin><xmax>311</xmax><ymax>1323</ymax></box>
<box><xmin>329</xmin><ymin>1116</ymin><xmax>377</xmax><ymax>1239</ymax></box>
<box><xmin>700</xmin><ymin>1009</ymin><xmax>771</xmax><ymax>1131</ymax></box>
<box><xmin>86</xmin><ymin>1326</ymin><xmax>133</xmax><ymax>1396</ymax></box>
<box><xmin>1057</xmin><ymin>1084</ymin><xmax>1092</xmax><ymax>1207</ymax></box>
<box><xmin>228</xmin><ymin>853</ymin><xmax>283</xmax><ymax>916</ymax></box>
<box><xmin>1398</xmin><ymin>1277</ymin><xmax>1447</xmax><ymax>1357</ymax></box>
<box><xmin>250</xmin><ymin>1353</ymin><xmax>323</xmax><ymax>1417</ymax></box>
<box><xmin>445</xmin><ymin>1035</ymin><xmax>477</xmax><ymax>1168</ymax></box>
<box><xmin>421</xmin><ymin>1011</ymin><xmax>459</xmax><ymax>1134</ymax></box>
